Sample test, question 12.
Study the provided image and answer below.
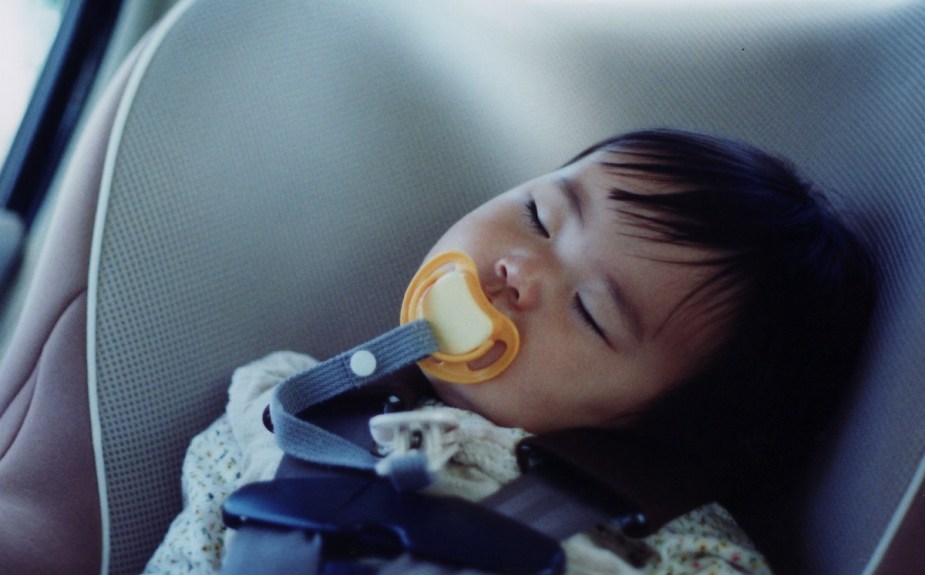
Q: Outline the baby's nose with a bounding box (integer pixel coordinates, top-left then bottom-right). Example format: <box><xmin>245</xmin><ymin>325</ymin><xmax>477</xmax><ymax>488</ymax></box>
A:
<box><xmin>492</xmin><ymin>256</ymin><xmax>542</xmax><ymax>310</ymax></box>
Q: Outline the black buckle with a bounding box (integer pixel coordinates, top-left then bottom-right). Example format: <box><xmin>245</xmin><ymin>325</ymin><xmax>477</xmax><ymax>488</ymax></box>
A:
<box><xmin>223</xmin><ymin>475</ymin><xmax>564</xmax><ymax>575</ymax></box>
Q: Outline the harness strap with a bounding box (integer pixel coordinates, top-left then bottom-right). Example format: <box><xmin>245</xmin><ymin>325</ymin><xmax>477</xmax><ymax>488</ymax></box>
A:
<box><xmin>378</xmin><ymin>470</ymin><xmax>629</xmax><ymax>575</ymax></box>
<box><xmin>222</xmin><ymin>528</ymin><xmax>323</xmax><ymax>574</ymax></box>
<box><xmin>482</xmin><ymin>472</ymin><xmax>630</xmax><ymax>541</ymax></box>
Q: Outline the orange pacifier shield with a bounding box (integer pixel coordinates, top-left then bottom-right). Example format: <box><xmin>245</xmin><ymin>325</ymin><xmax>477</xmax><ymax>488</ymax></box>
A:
<box><xmin>400</xmin><ymin>251</ymin><xmax>520</xmax><ymax>384</ymax></box>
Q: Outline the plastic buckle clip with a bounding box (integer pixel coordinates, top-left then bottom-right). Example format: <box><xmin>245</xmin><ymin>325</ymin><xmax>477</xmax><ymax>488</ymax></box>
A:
<box><xmin>369</xmin><ymin>409</ymin><xmax>460</xmax><ymax>478</ymax></box>
<box><xmin>223</xmin><ymin>475</ymin><xmax>565</xmax><ymax>575</ymax></box>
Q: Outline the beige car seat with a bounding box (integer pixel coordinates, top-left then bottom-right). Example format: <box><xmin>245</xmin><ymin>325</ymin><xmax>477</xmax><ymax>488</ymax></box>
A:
<box><xmin>1</xmin><ymin>0</ymin><xmax>924</xmax><ymax>573</ymax></box>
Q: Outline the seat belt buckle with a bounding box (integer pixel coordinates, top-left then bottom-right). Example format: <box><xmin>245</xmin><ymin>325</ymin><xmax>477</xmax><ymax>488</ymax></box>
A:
<box><xmin>369</xmin><ymin>409</ymin><xmax>460</xmax><ymax>477</ymax></box>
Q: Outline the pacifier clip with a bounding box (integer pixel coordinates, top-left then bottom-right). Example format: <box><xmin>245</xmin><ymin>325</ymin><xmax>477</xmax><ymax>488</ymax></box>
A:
<box><xmin>269</xmin><ymin>318</ymin><xmax>441</xmax><ymax>490</ymax></box>
<box><xmin>269</xmin><ymin>251</ymin><xmax>521</xmax><ymax>488</ymax></box>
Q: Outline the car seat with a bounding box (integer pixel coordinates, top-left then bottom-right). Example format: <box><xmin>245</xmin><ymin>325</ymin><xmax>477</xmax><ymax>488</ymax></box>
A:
<box><xmin>1</xmin><ymin>0</ymin><xmax>923</xmax><ymax>573</ymax></box>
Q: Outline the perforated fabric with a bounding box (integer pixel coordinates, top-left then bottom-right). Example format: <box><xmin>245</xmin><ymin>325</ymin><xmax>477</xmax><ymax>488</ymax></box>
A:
<box><xmin>90</xmin><ymin>2</ymin><xmax>542</xmax><ymax>571</ymax></box>
<box><xmin>87</xmin><ymin>0</ymin><xmax>925</xmax><ymax>573</ymax></box>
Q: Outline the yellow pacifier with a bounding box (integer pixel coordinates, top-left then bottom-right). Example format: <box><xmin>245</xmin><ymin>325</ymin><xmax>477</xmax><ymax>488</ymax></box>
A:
<box><xmin>400</xmin><ymin>251</ymin><xmax>520</xmax><ymax>384</ymax></box>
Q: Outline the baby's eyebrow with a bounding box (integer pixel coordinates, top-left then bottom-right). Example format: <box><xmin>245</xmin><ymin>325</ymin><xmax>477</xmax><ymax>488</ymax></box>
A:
<box><xmin>556</xmin><ymin>176</ymin><xmax>585</xmax><ymax>225</ymax></box>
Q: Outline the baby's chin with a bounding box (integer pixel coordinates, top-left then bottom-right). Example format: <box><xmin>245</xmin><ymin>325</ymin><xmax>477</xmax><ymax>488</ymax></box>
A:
<box><xmin>426</xmin><ymin>376</ymin><xmax>494</xmax><ymax>426</ymax></box>
<box><xmin>427</xmin><ymin>370</ymin><xmax>536</xmax><ymax>433</ymax></box>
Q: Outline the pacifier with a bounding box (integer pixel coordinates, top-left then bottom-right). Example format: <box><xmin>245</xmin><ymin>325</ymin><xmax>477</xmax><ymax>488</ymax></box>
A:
<box><xmin>400</xmin><ymin>251</ymin><xmax>520</xmax><ymax>384</ymax></box>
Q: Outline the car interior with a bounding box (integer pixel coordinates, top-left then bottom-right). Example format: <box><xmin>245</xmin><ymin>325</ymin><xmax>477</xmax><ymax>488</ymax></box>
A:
<box><xmin>0</xmin><ymin>0</ymin><xmax>924</xmax><ymax>573</ymax></box>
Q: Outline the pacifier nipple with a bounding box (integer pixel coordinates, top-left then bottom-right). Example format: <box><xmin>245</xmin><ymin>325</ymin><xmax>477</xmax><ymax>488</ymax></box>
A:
<box><xmin>401</xmin><ymin>251</ymin><xmax>520</xmax><ymax>384</ymax></box>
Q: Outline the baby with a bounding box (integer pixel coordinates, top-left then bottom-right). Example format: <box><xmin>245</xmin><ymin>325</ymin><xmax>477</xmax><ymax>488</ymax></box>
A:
<box><xmin>145</xmin><ymin>129</ymin><xmax>873</xmax><ymax>574</ymax></box>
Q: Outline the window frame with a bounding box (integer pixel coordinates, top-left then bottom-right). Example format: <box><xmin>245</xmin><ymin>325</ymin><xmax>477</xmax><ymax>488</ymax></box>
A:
<box><xmin>0</xmin><ymin>0</ymin><xmax>124</xmax><ymax>229</ymax></box>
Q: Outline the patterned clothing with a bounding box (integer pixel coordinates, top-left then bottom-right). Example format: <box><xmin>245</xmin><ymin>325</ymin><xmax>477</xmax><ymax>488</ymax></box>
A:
<box><xmin>145</xmin><ymin>352</ymin><xmax>771</xmax><ymax>574</ymax></box>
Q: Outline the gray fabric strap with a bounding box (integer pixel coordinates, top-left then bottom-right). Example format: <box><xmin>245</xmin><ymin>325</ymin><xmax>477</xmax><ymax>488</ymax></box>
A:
<box><xmin>270</xmin><ymin>319</ymin><xmax>438</xmax><ymax>471</ymax></box>
<box><xmin>378</xmin><ymin>471</ymin><xmax>623</xmax><ymax>575</ymax></box>
<box><xmin>480</xmin><ymin>471</ymin><xmax>625</xmax><ymax>540</ymax></box>
<box><xmin>223</xmin><ymin>528</ymin><xmax>323</xmax><ymax>575</ymax></box>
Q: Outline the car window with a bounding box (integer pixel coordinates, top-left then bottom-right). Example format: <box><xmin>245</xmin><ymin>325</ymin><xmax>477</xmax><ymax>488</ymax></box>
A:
<box><xmin>0</xmin><ymin>0</ymin><xmax>64</xmax><ymax>164</ymax></box>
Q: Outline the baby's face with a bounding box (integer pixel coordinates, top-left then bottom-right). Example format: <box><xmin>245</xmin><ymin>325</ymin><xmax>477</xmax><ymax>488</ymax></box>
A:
<box><xmin>423</xmin><ymin>150</ymin><xmax>729</xmax><ymax>433</ymax></box>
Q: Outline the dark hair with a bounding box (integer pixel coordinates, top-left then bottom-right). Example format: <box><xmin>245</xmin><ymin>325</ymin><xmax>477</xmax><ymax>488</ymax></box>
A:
<box><xmin>570</xmin><ymin>128</ymin><xmax>876</xmax><ymax>497</ymax></box>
